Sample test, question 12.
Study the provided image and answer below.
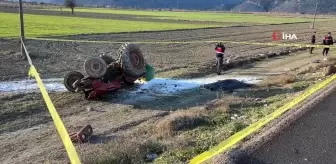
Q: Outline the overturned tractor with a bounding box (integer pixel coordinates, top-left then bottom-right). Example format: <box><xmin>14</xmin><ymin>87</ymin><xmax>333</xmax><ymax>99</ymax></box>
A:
<box><xmin>64</xmin><ymin>43</ymin><xmax>154</xmax><ymax>99</ymax></box>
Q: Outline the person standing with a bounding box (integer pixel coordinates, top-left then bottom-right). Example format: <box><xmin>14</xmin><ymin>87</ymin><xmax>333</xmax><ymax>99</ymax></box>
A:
<box><xmin>322</xmin><ymin>32</ymin><xmax>333</xmax><ymax>58</ymax></box>
<box><xmin>215</xmin><ymin>42</ymin><xmax>225</xmax><ymax>75</ymax></box>
<box><xmin>310</xmin><ymin>32</ymin><xmax>316</xmax><ymax>54</ymax></box>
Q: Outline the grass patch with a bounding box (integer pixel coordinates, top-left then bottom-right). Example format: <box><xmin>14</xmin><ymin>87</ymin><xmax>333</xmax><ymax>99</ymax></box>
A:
<box><xmin>153</xmin><ymin>97</ymin><xmax>247</xmax><ymax>163</ymax></box>
<box><xmin>155</xmin><ymin>93</ymin><xmax>291</xmax><ymax>163</ymax></box>
<box><xmin>83</xmin><ymin>139</ymin><xmax>164</xmax><ymax>164</ymax></box>
<box><xmin>156</xmin><ymin>108</ymin><xmax>209</xmax><ymax>137</ymax></box>
<box><xmin>156</xmin><ymin>100</ymin><xmax>230</xmax><ymax>137</ymax></box>
<box><xmin>297</xmin><ymin>66</ymin><xmax>316</xmax><ymax>75</ymax></box>
<box><xmin>155</xmin><ymin>120</ymin><xmax>248</xmax><ymax>163</ymax></box>
<box><xmin>292</xmin><ymin>81</ymin><xmax>313</xmax><ymax>91</ymax></box>
<box><xmin>0</xmin><ymin>12</ymin><xmax>220</xmax><ymax>38</ymax></box>
<box><xmin>298</xmin><ymin>57</ymin><xmax>336</xmax><ymax>76</ymax></box>
<box><xmin>261</xmin><ymin>74</ymin><xmax>296</xmax><ymax>87</ymax></box>
<box><xmin>316</xmin><ymin>57</ymin><xmax>336</xmax><ymax>69</ymax></box>
<box><xmin>40</xmin><ymin>8</ymin><xmax>317</xmax><ymax>24</ymax></box>
<box><xmin>244</xmin><ymin>93</ymin><xmax>289</xmax><ymax>122</ymax></box>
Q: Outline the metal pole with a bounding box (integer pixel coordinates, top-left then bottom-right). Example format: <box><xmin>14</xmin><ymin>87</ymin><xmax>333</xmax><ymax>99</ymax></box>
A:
<box><xmin>19</xmin><ymin>0</ymin><xmax>25</xmax><ymax>56</ymax></box>
<box><xmin>312</xmin><ymin>2</ymin><xmax>318</xmax><ymax>29</ymax></box>
<box><xmin>176</xmin><ymin>0</ymin><xmax>178</xmax><ymax>9</ymax></box>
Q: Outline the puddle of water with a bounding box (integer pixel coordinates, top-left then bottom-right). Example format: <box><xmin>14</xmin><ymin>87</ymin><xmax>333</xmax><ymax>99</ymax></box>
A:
<box><xmin>121</xmin><ymin>75</ymin><xmax>262</xmax><ymax>103</ymax></box>
<box><xmin>135</xmin><ymin>75</ymin><xmax>261</xmax><ymax>94</ymax></box>
<box><xmin>0</xmin><ymin>78</ymin><xmax>66</xmax><ymax>93</ymax></box>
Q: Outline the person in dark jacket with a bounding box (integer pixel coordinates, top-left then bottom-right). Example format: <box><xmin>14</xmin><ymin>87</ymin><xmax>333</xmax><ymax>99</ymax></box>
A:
<box><xmin>310</xmin><ymin>32</ymin><xmax>316</xmax><ymax>54</ymax></box>
<box><xmin>215</xmin><ymin>42</ymin><xmax>225</xmax><ymax>75</ymax></box>
<box><xmin>322</xmin><ymin>32</ymin><xmax>333</xmax><ymax>57</ymax></box>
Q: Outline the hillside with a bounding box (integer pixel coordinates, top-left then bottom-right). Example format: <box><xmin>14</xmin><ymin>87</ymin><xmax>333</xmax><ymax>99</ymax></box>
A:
<box><xmin>5</xmin><ymin>0</ymin><xmax>336</xmax><ymax>14</ymax></box>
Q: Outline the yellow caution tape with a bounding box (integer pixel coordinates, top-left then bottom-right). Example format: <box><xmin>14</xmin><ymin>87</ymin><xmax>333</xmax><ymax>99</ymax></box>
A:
<box><xmin>28</xmin><ymin>65</ymin><xmax>81</xmax><ymax>164</ymax></box>
<box><xmin>27</xmin><ymin>37</ymin><xmax>336</xmax><ymax>48</ymax></box>
<box><xmin>190</xmin><ymin>74</ymin><xmax>336</xmax><ymax>164</ymax></box>
<box><xmin>21</xmin><ymin>39</ymin><xmax>81</xmax><ymax>164</ymax></box>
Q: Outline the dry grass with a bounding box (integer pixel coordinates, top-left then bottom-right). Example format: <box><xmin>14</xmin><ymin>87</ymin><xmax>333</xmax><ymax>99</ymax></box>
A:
<box><xmin>205</xmin><ymin>99</ymin><xmax>231</xmax><ymax>113</ymax></box>
<box><xmin>297</xmin><ymin>57</ymin><xmax>336</xmax><ymax>76</ymax></box>
<box><xmin>297</xmin><ymin>66</ymin><xmax>316</xmax><ymax>75</ymax></box>
<box><xmin>82</xmin><ymin>139</ymin><xmax>164</xmax><ymax>164</ymax></box>
<box><xmin>323</xmin><ymin>65</ymin><xmax>336</xmax><ymax>76</ymax></box>
<box><xmin>316</xmin><ymin>57</ymin><xmax>336</xmax><ymax>69</ymax></box>
<box><xmin>155</xmin><ymin>99</ymin><xmax>230</xmax><ymax>137</ymax></box>
<box><xmin>155</xmin><ymin>108</ymin><xmax>208</xmax><ymax>137</ymax></box>
<box><xmin>260</xmin><ymin>74</ymin><xmax>296</xmax><ymax>87</ymax></box>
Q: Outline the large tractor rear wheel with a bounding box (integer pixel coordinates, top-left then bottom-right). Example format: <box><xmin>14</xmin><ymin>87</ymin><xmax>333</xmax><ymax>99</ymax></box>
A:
<box><xmin>64</xmin><ymin>71</ymin><xmax>84</xmax><ymax>92</ymax></box>
<box><xmin>118</xmin><ymin>43</ymin><xmax>146</xmax><ymax>78</ymax></box>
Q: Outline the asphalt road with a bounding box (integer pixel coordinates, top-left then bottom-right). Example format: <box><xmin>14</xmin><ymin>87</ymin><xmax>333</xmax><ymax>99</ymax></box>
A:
<box><xmin>236</xmin><ymin>91</ymin><xmax>336</xmax><ymax>164</ymax></box>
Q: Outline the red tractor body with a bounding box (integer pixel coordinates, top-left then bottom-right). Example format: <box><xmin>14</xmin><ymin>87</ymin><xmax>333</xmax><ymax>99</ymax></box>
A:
<box><xmin>85</xmin><ymin>80</ymin><xmax>121</xmax><ymax>99</ymax></box>
<box><xmin>63</xmin><ymin>43</ymin><xmax>148</xmax><ymax>100</ymax></box>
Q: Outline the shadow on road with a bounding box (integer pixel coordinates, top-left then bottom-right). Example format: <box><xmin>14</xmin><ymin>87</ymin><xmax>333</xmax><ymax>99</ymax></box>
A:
<box><xmin>234</xmin><ymin>153</ymin><xmax>269</xmax><ymax>164</ymax></box>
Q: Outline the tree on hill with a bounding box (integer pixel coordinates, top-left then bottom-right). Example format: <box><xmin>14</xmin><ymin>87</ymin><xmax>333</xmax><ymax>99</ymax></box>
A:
<box><xmin>64</xmin><ymin>0</ymin><xmax>76</xmax><ymax>14</ymax></box>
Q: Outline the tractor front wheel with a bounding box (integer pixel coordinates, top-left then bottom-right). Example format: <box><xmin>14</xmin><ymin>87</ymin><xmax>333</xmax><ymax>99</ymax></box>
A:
<box><xmin>64</xmin><ymin>71</ymin><xmax>84</xmax><ymax>92</ymax></box>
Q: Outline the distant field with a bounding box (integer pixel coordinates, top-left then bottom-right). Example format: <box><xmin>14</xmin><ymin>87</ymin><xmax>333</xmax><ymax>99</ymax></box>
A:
<box><xmin>0</xmin><ymin>12</ymin><xmax>220</xmax><ymax>38</ymax></box>
<box><xmin>40</xmin><ymin>8</ymin><xmax>317</xmax><ymax>24</ymax></box>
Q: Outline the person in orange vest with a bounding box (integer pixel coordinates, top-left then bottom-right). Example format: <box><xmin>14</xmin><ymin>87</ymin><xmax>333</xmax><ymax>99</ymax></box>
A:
<box><xmin>215</xmin><ymin>42</ymin><xmax>226</xmax><ymax>75</ymax></box>
<box><xmin>322</xmin><ymin>32</ymin><xmax>334</xmax><ymax>58</ymax></box>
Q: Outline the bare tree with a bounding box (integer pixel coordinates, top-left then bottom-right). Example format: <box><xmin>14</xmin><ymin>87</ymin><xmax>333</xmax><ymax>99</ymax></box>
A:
<box><xmin>64</xmin><ymin>0</ymin><xmax>76</xmax><ymax>14</ymax></box>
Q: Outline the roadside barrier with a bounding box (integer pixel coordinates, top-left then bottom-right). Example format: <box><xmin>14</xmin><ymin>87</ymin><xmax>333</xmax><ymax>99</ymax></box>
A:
<box><xmin>27</xmin><ymin>37</ymin><xmax>336</xmax><ymax>48</ymax></box>
<box><xmin>21</xmin><ymin>39</ymin><xmax>81</xmax><ymax>164</ymax></box>
<box><xmin>189</xmin><ymin>74</ymin><xmax>336</xmax><ymax>164</ymax></box>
